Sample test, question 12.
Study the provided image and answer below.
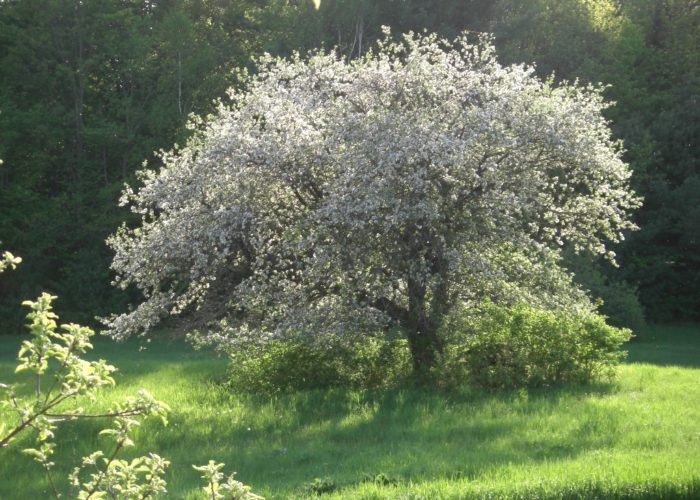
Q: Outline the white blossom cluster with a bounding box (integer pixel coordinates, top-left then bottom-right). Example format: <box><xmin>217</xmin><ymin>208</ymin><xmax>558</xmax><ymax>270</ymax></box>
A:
<box><xmin>105</xmin><ymin>30</ymin><xmax>640</xmax><ymax>353</ymax></box>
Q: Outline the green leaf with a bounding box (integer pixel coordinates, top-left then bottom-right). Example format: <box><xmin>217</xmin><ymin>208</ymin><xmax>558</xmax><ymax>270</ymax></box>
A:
<box><xmin>22</xmin><ymin>448</ymin><xmax>43</xmax><ymax>459</ymax></box>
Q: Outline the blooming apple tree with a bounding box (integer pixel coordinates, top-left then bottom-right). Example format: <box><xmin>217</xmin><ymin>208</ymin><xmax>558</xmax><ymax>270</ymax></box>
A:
<box><xmin>105</xmin><ymin>31</ymin><xmax>639</xmax><ymax>372</ymax></box>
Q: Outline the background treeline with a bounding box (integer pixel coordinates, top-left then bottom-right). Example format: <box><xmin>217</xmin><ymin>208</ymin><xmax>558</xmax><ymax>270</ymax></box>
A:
<box><xmin>0</xmin><ymin>0</ymin><xmax>698</xmax><ymax>330</ymax></box>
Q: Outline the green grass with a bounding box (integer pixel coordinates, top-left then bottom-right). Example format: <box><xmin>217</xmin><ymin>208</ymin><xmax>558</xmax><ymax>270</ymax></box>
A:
<box><xmin>1</xmin><ymin>326</ymin><xmax>699</xmax><ymax>499</ymax></box>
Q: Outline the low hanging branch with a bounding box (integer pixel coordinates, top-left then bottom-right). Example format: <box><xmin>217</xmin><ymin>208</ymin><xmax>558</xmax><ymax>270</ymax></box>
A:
<box><xmin>1</xmin><ymin>251</ymin><xmax>263</xmax><ymax>498</ymax></box>
<box><xmin>0</xmin><ymin>294</ymin><xmax>170</xmax><ymax>499</ymax></box>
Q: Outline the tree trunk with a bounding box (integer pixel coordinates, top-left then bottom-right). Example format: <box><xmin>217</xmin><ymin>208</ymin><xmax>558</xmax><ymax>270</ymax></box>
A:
<box><xmin>177</xmin><ymin>50</ymin><xmax>182</xmax><ymax>116</ymax></box>
<box><xmin>406</xmin><ymin>278</ymin><xmax>443</xmax><ymax>374</ymax></box>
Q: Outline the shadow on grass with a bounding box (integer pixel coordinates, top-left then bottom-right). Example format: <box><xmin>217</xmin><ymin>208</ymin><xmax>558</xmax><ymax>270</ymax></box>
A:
<box><xmin>3</xmin><ymin>327</ymin><xmax>697</xmax><ymax>498</ymax></box>
<box><xmin>625</xmin><ymin>324</ymin><xmax>700</xmax><ymax>368</ymax></box>
<box><xmin>149</xmin><ymin>380</ymin><xmax>623</xmax><ymax>497</ymax></box>
<box><xmin>0</xmin><ymin>375</ymin><xmax>690</xmax><ymax>499</ymax></box>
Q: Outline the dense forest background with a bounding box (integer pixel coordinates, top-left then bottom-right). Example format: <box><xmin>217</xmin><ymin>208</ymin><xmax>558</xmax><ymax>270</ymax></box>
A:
<box><xmin>0</xmin><ymin>0</ymin><xmax>698</xmax><ymax>331</ymax></box>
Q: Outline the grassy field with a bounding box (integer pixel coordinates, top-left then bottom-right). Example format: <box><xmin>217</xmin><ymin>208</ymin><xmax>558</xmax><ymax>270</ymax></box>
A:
<box><xmin>1</xmin><ymin>325</ymin><xmax>699</xmax><ymax>499</ymax></box>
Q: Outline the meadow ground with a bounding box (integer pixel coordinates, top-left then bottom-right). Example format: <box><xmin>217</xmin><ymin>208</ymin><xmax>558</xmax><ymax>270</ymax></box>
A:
<box><xmin>1</xmin><ymin>325</ymin><xmax>699</xmax><ymax>499</ymax></box>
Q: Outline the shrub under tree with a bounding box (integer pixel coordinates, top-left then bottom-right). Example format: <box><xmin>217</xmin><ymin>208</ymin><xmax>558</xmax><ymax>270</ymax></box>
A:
<box><xmin>105</xmin><ymin>30</ymin><xmax>639</xmax><ymax>374</ymax></box>
<box><xmin>438</xmin><ymin>302</ymin><xmax>633</xmax><ymax>389</ymax></box>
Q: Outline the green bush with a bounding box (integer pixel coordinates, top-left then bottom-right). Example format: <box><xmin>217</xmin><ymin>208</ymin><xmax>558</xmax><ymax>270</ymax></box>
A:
<box><xmin>226</xmin><ymin>333</ymin><xmax>411</xmax><ymax>394</ymax></box>
<box><xmin>596</xmin><ymin>281</ymin><xmax>647</xmax><ymax>332</ymax></box>
<box><xmin>438</xmin><ymin>303</ymin><xmax>632</xmax><ymax>389</ymax></box>
<box><xmin>564</xmin><ymin>250</ymin><xmax>646</xmax><ymax>332</ymax></box>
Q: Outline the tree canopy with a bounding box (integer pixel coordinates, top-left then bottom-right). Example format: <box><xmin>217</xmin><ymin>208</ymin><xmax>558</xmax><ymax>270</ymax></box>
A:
<box><xmin>1</xmin><ymin>1</ymin><xmax>698</xmax><ymax>331</ymax></box>
<box><xmin>105</xmin><ymin>31</ymin><xmax>639</xmax><ymax>371</ymax></box>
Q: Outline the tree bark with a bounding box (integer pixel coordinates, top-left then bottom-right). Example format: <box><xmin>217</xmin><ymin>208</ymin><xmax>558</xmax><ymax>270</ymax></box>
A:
<box><xmin>406</xmin><ymin>278</ymin><xmax>443</xmax><ymax>374</ymax></box>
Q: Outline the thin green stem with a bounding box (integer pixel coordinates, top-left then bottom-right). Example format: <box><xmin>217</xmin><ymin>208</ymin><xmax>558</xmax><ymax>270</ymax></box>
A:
<box><xmin>43</xmin><ymin>336</ymin><xmax>79</xmax><ymax>407</ymax></box>
<box><xmin>85</xmin><ymin>439</ymin><xmax>125</xmax><ymax>499</ymax></box>
<box><xmin>0</xmin><ymin>391</ymin><xmax>77</xmax><ymax>448</ymax></box>
<box><xmin>45</xmin><ymin>410</ymin><xmax>142</xmax><ymax>419</ymax></box>
<box><xmin>44</xmin><ymin>463</ymin><xmax>60</xmax><ymax>499</ymax></box>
